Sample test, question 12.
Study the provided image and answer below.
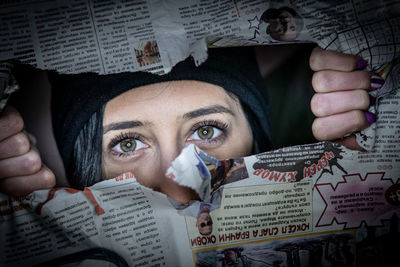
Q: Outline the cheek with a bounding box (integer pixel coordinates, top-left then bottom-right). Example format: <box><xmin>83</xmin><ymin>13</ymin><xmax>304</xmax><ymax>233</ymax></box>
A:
<box><xmin>221</xmin><ymin>140</ymin><xmax>252</xmax><ymax>159</ymax></box>
<box><xmin>102</xmin><ymin>156</ymin><xmax>164</xmax><ymax>190</ymax></box>
<box><xmin>131</xmin><ymin>163</ymin><xmax>164</xmax><ymax>190</ymax></box>
<box><xmin>211</xmin><ymin>128</ymin><xmax>253</xmax><ymax>160</ymax></box>
<box><xmin>231</xmin><ymin>122</ymin><xmax>253</xmax><ymax>156</ymax></box>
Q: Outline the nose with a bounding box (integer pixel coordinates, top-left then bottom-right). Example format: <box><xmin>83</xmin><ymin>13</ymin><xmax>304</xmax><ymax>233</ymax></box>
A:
<box><xmin>156</xmin><ymin>140</ymin><xmax>199</xmax><ymax>204</ymax></box>
<box><xmin>159</xmin><ymin>178</ymin><xmax>199</xmax><ymax>204</ymax></box>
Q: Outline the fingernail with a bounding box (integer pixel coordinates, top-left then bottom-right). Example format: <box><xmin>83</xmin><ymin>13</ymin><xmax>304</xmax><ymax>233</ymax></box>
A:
<box><xmin>369</xmin><ymin>95</ymin><xmax>376</xmax><ymax>106</ymax></box>
<box><xmin>370</xmin><ymin>75</ymin><xmax>385</xmax><ymax>89</ymax></box>
<box><xmin>365</xmin><ymin>111</ymin><xmax>376</xmax><ymax>124</ymax></box>
<box><xmin>356</xmin><ymin>59</ymin><xmax>368</xmax><ymax>70</ymax></box>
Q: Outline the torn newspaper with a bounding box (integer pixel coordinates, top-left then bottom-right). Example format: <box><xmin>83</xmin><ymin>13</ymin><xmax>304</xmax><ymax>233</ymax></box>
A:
<box><xmin>1</xmin><ymin>0</ymin><xmax>400</xmax><ymax>266</ymax></box>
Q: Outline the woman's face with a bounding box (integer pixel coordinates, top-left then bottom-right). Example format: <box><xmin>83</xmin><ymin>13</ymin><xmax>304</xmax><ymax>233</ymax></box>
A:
<box><xmin>102</xmin><ymin>80</ymin><xmax>253</xmax><ymax>203</ymax></box>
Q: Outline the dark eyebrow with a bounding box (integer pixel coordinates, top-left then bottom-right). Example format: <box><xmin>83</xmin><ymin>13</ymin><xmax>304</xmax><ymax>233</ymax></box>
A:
<box><xmin>103</xmin><ymin>121</ymin><xmax>144</xmax><ymax>134</ymax></box>
<box><xmin>182</xmin><ymin>105</ymin><xmax>235</xmax><ymax>120</ymax></box>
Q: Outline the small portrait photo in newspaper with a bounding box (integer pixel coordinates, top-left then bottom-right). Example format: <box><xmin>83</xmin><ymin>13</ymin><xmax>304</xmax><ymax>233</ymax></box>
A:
<box><xmin>259</xmin><ymin>6</ymin><xmax>304</xmax><ymax>42</ymax></box>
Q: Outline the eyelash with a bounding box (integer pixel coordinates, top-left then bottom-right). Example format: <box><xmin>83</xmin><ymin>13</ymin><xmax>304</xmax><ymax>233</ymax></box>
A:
<box><xmin>189</xmin><ymin>120</ymin><xmax>229</xmax><ymax>143</ymax></box>
<box><xmin>107</xmin><ymin>120</ymin><xmax>229</xmax><ymax>158</ymax></box>
<box><xmin>108</xmin><ymin>132</ymin><xmax>145</xmax><ymax>158</ymax></box>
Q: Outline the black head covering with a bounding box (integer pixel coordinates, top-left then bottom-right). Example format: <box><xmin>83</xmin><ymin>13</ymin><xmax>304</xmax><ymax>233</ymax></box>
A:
<box><xmin>50</xmin><ymin>47</ymin><xmax>272</xmax><ymax>173</ymax></box>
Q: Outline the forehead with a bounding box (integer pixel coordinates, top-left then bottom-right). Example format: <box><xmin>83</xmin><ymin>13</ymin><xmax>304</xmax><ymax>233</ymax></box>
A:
<box><xmin>198</xmin><ymin>212</ymin><xmax>211</xmax><ymax>220</ymax></box>
<box><xmin>103</xmin><ymin>80</ymin><xmax>239</xmax><ymax>124</ymax></box>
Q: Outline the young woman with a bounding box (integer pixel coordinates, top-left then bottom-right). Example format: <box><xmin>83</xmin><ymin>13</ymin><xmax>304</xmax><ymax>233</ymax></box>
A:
<box><xmin>0</xmin><ymin>46</ymin><xmax>378</xmax><ymax>203</ymax></box>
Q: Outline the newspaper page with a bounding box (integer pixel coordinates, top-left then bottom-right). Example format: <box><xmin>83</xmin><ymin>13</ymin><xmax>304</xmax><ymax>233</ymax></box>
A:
<box><xmin>1</xmin><ymin>0</ymin><xmax>400</xmax><ymax>266</ymax></box>
<box><xmin>1</xmin><ymin>1</ymin><xmax>399</xmax><ymax>74</ymax></box>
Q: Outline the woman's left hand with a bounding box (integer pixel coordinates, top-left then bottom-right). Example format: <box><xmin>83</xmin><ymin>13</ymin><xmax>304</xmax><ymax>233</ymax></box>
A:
<box><xmin>309</xmin><ymin>47</ymin><xmax>383</xmax><ymax>150</ymax></box>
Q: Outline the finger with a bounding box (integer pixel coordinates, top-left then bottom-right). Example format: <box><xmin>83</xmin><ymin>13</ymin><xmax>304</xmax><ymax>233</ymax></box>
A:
<box><xmin>333</xmin><ymin>136</ymin><xmax>365</xmax><ymax>151</ymax></box>
<box><xmin>312</xmin><ymin>70</ymin><xmax>371</xmax><ymax>93</ymax></box>
<box><xmin>0</xmin><ymin>106</ymin><xmax>24</xmax><ymax>141</ymax></box>
<box><xmin>0</xmin><ymin>132</ymin><xmax>30</xmax><ymax>159</ymax></box>
<box><xmin>311</xmin><ymin>90</ymin><xmax>370</xmax><ymax>117</ymax></box>
<box><xmin>312</xmin><ymin>110</ymin><xmax>370</xmax><ymax>141</ymax></box>
<box><xmin>0</xmin><ymin>149</ymin><xmax>41</xmax><ymax>178</ymax></box>
<box><xmin>309</xmin><ymin>47</ymin><xmax>366</xmax><ymax>72</ymax></box>
<box><xmin>0</xmin><ymin>165</ymin><xmax>56</xmax><ymax>196</ymax></box>
<box><xmin>25</xmin><ymin>131</ymin><xmax>37</xmax><ymax>146</ymax></box>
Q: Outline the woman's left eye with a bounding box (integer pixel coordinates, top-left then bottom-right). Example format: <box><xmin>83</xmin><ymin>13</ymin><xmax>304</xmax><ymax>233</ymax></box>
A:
<box><xmin>189</xmin><ymin>126</ymin><xmax>223</xmax><ymax>141</ymax></box>
<box><xmin>112</xmin><ymin>138</ymin><xmax>147</xmax><ymax>153</ymax></box>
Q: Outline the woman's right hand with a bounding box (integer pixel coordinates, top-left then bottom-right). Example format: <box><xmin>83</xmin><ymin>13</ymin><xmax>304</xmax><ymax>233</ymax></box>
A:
<box><xmin>0</xmin><ymin>105</ymin><xmax>55</xmax><ymax>196</ymax></box>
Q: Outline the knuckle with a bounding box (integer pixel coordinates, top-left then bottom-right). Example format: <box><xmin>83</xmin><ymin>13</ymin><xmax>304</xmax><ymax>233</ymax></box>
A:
<box><xmin>4</xmin><ymin>111</ymin><xmax>24</xmax><ymax>134</ymax></box>
<box><xmin>352</xmin><ymin>71</ymin><xmax>371</xmax><ymax>89</ymax></box>
<box><xmin>310</xmin><ymin>95</ymin><xmax>319</xmax><ymax>115</ymax></box>
<box><xmin>309</xmin><ymin>47</ymin><xmax>323</xmax><ymax>70</ymax></box>
<box><xmin>40</xmin><ymin>168</ymin><xmax>56</xmax><ymax>188</ymax></box>
<box><xmin>311</xmin><ymin>73</ymin><xmax>318</xmax><ymax>91</ymax></box>
<box><xmin>360</xmin><ymin>71</ymin><xmax>372</xmax><ymax>89</ymax></box>
<box><xmin>312</xmin><ymin>72</ymin><xmax>329</xmax><ymax>92</ymax></box>
<box><xmin>357</xmin><ymin>90</ymin><xmax>369</xmax><ymax>109</ymax></box>
<box><xmin>13</xmin><ymin>133</ymin><xmax>30</xmax><ymax>155</ymax></box>
<box><xmin>311</xmin><ymin>94</ymin><xmax>328</xmax><ymax>117</ymax></box>
<box><xmin>312</xmin><ymin>119</ymin><xmax>329</xmax><ymax>141</ymax></box>
<box><xmin>23</xmin><ymin>151</ymin><xmax>41</xmax><ymax>173</ymax></box>
<box><xmin>341</xmin><ymin>54</ymin><xmax>359</xmax><ymax>72</ymax></box>
<box><xmin>351</xmin><ymin>111</ymin><xmax>367</xmax><ymax>131</ymax></box>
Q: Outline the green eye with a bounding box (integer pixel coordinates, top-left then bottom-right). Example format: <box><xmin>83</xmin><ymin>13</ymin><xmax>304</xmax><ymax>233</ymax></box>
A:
<box><xmin>110</xmin><ymin>135</ymin><xmax>147</xmax><ymax>155</ymax></box>
<box><xmin>120</xmin><ymin>139</ymin><xmax>136</xmax><ymax>152</ymax></box>
<box><xmin>197</xmin><ymin>126</ymin><xmax>214</xmax><ymax>140</ymax></box>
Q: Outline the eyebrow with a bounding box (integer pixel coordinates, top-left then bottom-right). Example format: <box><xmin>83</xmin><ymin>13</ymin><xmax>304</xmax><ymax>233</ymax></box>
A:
<box><xmin>103</xmin><ymin>121</ymin><xmax>144</xmax><ymax>134</ymax></box>
<box><xmin>182</xmin><ymin>105</ymin><xmax>235</xmax><ymax>120</ymax></box>
<box><xmin>103</xmin><ymin>105</ymin><xmax>235</xmax><ymax>134</ymax></box>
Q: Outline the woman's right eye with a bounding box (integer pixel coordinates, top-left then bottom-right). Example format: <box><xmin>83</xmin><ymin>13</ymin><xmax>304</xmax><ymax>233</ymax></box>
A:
<box><xmin>112</xmin><ymin>138</ymin><xmax>147</xmax><ymax>154</ymax></box>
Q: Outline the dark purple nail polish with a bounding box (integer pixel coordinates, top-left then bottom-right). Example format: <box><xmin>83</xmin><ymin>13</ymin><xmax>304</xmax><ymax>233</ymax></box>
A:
<box><xmin>365</xmin><ymin>111</ymin><xmax>376</xmax><ymax>124</ymax></box>
<box><xmin>356</xmin><ymin>59</ymin><xmax>368</xmax><ymax>70</ymax></box>
<box><xmin>370</xmin><ymin>75</ymin><xmax>385</xmax><ymax>89</ymax></box>
<box><xmin>369</xmin><ymin>95</ymin><xmax>376</xmax><ymax>106</ymax></box>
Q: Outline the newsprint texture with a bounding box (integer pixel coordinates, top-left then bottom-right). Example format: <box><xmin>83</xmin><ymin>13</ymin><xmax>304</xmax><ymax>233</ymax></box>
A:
<box><xmin>1</xmin><ymin>0</ymin><xmax>399</xmax><ymax>266</ymax></box>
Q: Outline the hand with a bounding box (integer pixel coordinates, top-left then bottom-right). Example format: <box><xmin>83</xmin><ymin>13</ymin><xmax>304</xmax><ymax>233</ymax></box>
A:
<box><xmin>0</xmin><ymin>105</ymin><xmax>55</xmax><ymax>196</ymax></box>
<box><xmin>309</xmin><ymin>47</ymin><xmax>382</xmax><ymax>150</ymax></box>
